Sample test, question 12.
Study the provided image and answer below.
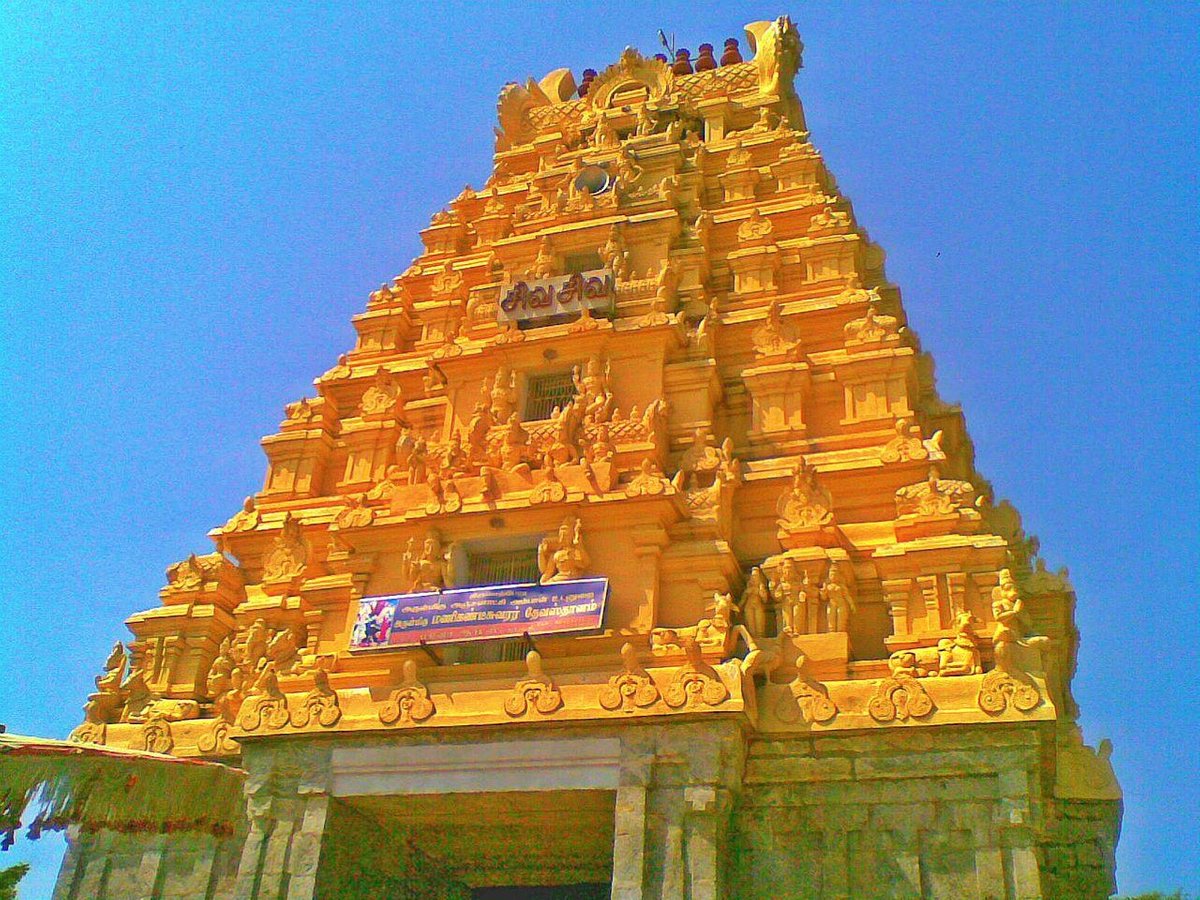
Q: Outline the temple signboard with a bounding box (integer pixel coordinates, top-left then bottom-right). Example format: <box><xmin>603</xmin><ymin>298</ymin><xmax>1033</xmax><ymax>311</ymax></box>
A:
<box><xmin>350</xmin><ymin>577</ymin><xmax>608</xmax><ymax>649</ymax></box>
<box><xmin>497</xmin><ymin>269</ymin><xmax>615</xmax><ymax>323</ymax></box>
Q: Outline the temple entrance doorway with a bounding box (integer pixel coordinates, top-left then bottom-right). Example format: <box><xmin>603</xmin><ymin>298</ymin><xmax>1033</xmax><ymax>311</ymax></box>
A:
<box><xmin>472</xmin><ymin>886</ymin><xmax>610</xmax><ymax>899</ymax></box>
<box><xmin>339</xmin><ymin>788</ymin><xmax>617</xmax><ymax>893</ymax></box>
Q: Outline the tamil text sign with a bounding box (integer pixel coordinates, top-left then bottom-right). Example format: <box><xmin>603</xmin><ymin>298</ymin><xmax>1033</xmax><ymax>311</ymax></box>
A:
<box><xmin>497</xmin><ymin>270</ymin><xmax>615</xmax><ymax>323</ymax></box>
<box><xmin>350</xmin><ymin>578</ymin><xmax>608</xmax><ymax>650</ymax></box>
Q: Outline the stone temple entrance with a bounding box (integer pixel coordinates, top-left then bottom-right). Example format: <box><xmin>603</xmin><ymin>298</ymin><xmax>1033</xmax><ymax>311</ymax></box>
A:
<box><xmin>338</xmin><ymin>790</ymin><xmax>615</xmax><ymax>891</ymax></box>
<box><xmin>473</xmin><ymin>886</ymin><xmax>610</xmax><ymax>899</ymax></box>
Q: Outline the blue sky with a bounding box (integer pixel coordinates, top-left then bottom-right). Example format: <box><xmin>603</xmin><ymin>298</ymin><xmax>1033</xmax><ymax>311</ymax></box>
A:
<box><xmin>1</xmin><ymin>2</ymin><xmax>1197</xmax><ymax>896</ymax></box>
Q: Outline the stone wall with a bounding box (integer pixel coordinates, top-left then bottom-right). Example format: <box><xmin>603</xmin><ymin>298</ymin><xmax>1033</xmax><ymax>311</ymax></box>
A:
<box><xmin>51</xmin><ymin>720</ymin><xmax>1119</xmax><ymax>899</ymax></box>
<box><xmin>728</xmin><ymin>724</ymin><xmax>1111</xmax><ymax>900</ymax></box>
<box><xmin>1039</xmin><ymin>798</ymin><xmax>1122</xmax><ymax>900</ymax></box>
<box><xmin>52</xmin><ymin>826</ymin><xmax>243</xmax><ymax>900</ymax></box>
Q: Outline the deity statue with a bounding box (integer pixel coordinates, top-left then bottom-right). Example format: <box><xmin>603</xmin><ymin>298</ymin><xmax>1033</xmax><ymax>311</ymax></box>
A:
<box><xmin>495</xmin><ymin>413</ymin><xmax>531</xmax><ymax>473</ymax></box>
<box><xmin>635</xmin><ymin>104</ymin><xmax>656</xmax><ymax>136</ymax></box>
<box><xmin>822</xmin><ymin>561</ymin><xmax>856</xmax><ymax>633</ymax></box>
<box><xmin>545</xmin><ymin>401</ymin><xmax>583</xmax><ymax>465</ymax></box>
<box><xmin>205</xmin><ymin>637</ymin><xmax>245</xmax><ymax>724</ymax></box>
<box><xmin>572</xmin><ymin>354</ymin><xmax>616</xmax><ymax>424</ymax></box>
<box><xmin>488</xmin><ymin>365</ymin><xmax>518</xmax><ymax>422</ymax></box>
<box><xmin>531</xmin><ymin>242</ymin><xmax>555</xmax><ymax>279</ymax></box>
<box><xmin>586</xmin><ymin>423</ymin><xmax>616</xmax><ymax>464</ymax></box>
<box><xmin>403</xmin><ymin>534</ymin><xmax>448</xmax><ymax>593</ymax></box>
<box><xmin>672</xmin><ymin>428</ymin><xmax>739</xmax><ymax>492</ymax></box>
<box><xmin>96</xmin><ymin>642</ymin><xmax>127</xmax><ymax>693</ymax></box>
<box><xmin>360</xmin><ymin>371</ymin><xmax>402</xmax><ymax>418</ymax></box>
<box><xmin>438</xmin><ymin>431</ymin><xmax>468</xmax><ymax>478</ymax></box>
<box><xmin>406</xmin><ymin>438</ymin><xmax>429</xmax><ymax>484</ymax></box>
<box><xmin>737</xmin><ymin>208</ymin><xmax>775</xmax><ymax>245</ymax></box>
<box><xmin>642</xmin><ymin>259</ymin><xmax>678</xmax><ymax>323</ymax></box>
<box><xmin>261</xmin><ymin>514</ymin><xmax>307</xmax><ymax>583</ymax></box>
<box><xmin>741</xmin><ymin>567</ymin><xmax>772</xmax><ymax>639</ymax></box>
<box><xmin>265</xmin><ymin>625</ymin><xmax>303</xmax><ymax>674</ymax></box>
<box><xmin>593</xmin><ymin>117</ymin><xmax>619</xmax><ymax>148</ymax></box>
<box><xmin>937</xmin><ymin>612</ymin><xmax>983</xmax><ymax>676</ymax></box>
<box><xmin>466</xmin><ymin>401</ymin><xmax>494</xmax><ymax>462</ymax></box>
<box><xmin>598</xmin><ymin>225</ymin><xmax>631</xmax><ymax>280</ymax></box>
<box><xmin>749</xmin><ymin>107</ymin><xmax>776</xmax><ymax>133</ymax></box>
<box><xmin>120</xmin><ymin>664</ymin><xmax>156</xmax><ymax>723</ymax></box>
<box><xmin>243</xmin><ymin>618</ymin><xmax>270</xmax><ymax>669</ymax></box>
<box><xmin>537</xmin><ymin>516</ymin><xmax>589</xmax><ymax>584</ymax></box>
<box><xmin>992</xmin><ymin>569</ymin><xmax>1032</xmax><ymax>672</ymax></box>
<box><xmin>751</xmin><ymin>297</ymin><xmax>801</xmax><ymax>358</ymax></box>
<box><xmin>625</xmin><ymin>456</ymin><xmax>670</xmax><ymax>497</ymax></box>
<box><xmin>772</xmin><ymin>560</ymin><xmax>800</xmax><ymax>633</ymax></box>
<box><xmin>776</xmin><ymin>460</ymin><xmax>833</xmax><ymax>530</ymax></box>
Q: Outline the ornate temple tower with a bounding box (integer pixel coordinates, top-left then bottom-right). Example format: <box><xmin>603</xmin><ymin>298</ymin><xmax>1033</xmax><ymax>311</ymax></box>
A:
<box><xmin>54</xmin><ymin>17</ymin><xmax>1121</xmax><ymax>899</ymax></box>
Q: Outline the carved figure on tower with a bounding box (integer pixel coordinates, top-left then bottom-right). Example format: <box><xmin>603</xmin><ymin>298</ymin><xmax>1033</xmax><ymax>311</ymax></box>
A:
<box><xmin>573</xmin><ymin>354</ymin><xmax>616</xmax><ymax>425</ymax></box>
<box><xmin>672</xmin><ymin>428</ymin><xmax>740</xmax><ymax>492</ymax></box>
<box><xmin>488</xmin><ymin>365</ymin><xmax>518</xmax><ymax>421</ymax></box>
<box><xmin>403</xmin><ymin>533</ymin><xmax>449</xmax><ymax>593</ymax></box>
<box><xmin>822</xmin><ymin>560</ymin><xmax>856</xmax><ymax>633</ymax></box>
<box><xmin>741</xmin><ymin>567</ymin><xmax>772</xmax><ymax>640</ymax></box>
<box><xmin>538</xmin><ymin>516</ymin><xmax>589</xmax><ymax>584</ymax></box>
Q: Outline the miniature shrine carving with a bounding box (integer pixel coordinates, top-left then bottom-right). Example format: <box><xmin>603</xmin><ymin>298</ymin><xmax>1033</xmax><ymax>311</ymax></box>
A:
<box><xmin>663</xmin><ymin>638</ymin><xmax>729</xmax><ymax>709</ymax></box>
<box><xmin>868</xmin><ymin>671</ymin><xmax>934</xmax><ymax>723</ymax></box>
<box><xmin>378</xmin><ymin>660</ymin><xmax>435</xmax><ymax>725</ymax></box>
<box><xmin>290</xmin><ymin>668</ymin><xmax>342</xmax><ymax>728</ymax></box>
<box><xmin>504</xmin><ymin>651</ymin><xmax>563</xmax><ymax>716</ymax></box>
<box><xmin>359</xmin><ymin>371</ymin><xmax>403</xmax><ymax>419</ymax></box>
<box><xmin>880</xmin><ymin>417</ymin><xmax>945</xmax><ymax>463</ymax></box>
<box><xmin>599</xmin><ymin>643</ymin><xmax>661</xmax><ymax>712</ymax></box>
<box><xmin>261</xmin><ymin>514</ymin><xmax>307</xmax><ymax>583</ymax></box>
<box><xmin>751</xmin><ymin>297</ymin><xmax>801</xmax><ymax>359</ymax></box>
<box><xmin>222</xmin><ymin>496</ymin><xmax>260</xmax><ymax>534</ymax></box>
<box><xmin>776</xmin><ymin>460</ymin><xmax>834</xmax><ymax>532</ymax></box>
<box><xmin>775</xmin><ymin>651</ymin><xmax>837</xmax><ymax>725</ymax></box>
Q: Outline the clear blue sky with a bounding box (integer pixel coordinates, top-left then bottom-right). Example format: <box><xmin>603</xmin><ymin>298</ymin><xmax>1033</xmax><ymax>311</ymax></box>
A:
<box><xmin>1</xmin><ymin>3</ymin><xmax>1197</xmax><ymax>897</ymax></box>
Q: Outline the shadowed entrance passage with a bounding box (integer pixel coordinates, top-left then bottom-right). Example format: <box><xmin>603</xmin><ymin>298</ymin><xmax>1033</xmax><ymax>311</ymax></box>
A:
<box><xmin>472</xmin><ymin>887</ymin><xmax>609</xmax><ymax>900</ymax></box>
<box><xmin>340</xmin><ymin>789</ymin><xmax>616</xmax><ymax>892</ymax></box>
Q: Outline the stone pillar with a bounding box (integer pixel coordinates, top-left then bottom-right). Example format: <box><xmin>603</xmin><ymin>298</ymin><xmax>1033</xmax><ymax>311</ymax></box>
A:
<box><xmin>614</xmin><ymin>721</ymin><xmax>745</xmax><ymax>900</ymax></box>
<box><xmin>233</xmin><ymin>741</ymin><xmax>333</xmax><ymax>900</ymax></box>
<box><xmin>611</xmin><ymin>729</ymin><xmax>653</xmax><ymax>900</ymax></box>
<box><xmin>682</xmin><ymin>785</ymin><xmax>733</xmax><ymax>900</ymax></box>
<box><xmin>51</xmin><ymin>827</ymin><xmax>87</xmax><ymax>900</ymax></box>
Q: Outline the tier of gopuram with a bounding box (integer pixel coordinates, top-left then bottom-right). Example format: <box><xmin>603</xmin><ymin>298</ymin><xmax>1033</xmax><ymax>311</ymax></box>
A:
<box><xmin>43</xmin><ymin>16</ymin><xmax>1121</xmax><ymax>900</ymax></box>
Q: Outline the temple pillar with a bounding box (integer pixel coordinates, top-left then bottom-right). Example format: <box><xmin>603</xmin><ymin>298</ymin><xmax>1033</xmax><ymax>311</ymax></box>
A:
<box><xmin>611</xmin><ymin>734</ymin><xmax>654</xmax><ymax>900</ymax></box>
<box><xmin>616</xmin><ymin>721</ymin><xmax>745</xmax><ymax>900</ymax></box>
<box><xmin>232</xmin><ymin>741</ymin><xmax>333</xmax><ymax>900</ymax></box>
<box><xmin>682</xmin><ymin>785</ymin><xmax>733</xmax><ymax>900</ymax></box>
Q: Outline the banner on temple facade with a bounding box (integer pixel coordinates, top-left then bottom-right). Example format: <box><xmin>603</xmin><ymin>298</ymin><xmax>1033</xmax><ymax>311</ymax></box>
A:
<box><xmin>497</xmin><ymin>270</ymin><xmax>615</xmax><ymax>323</ymax></box>
<box><xmin>350</xmin><ymin>577</ymin><xmax>609</xmax><ymax>649</ymax></box>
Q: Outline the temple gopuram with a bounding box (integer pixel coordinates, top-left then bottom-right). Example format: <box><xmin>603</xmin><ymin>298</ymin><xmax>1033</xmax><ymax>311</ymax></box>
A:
<box><xmin>35</xmin><ymin>16</ymin><xmax>1121</xmax><ymax>899</ymax></box>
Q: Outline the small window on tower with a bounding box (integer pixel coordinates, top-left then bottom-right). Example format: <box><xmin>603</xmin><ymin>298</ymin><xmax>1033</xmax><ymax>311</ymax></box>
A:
<box><xmin>465</xmin><ymin>547</ymin><xmax>541</xmax><ymax>587</ymax></box>
<box><xmin>524</xmin><ymin>371</ymin><xmax>577</xmax><ymax>421</ymax></box>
